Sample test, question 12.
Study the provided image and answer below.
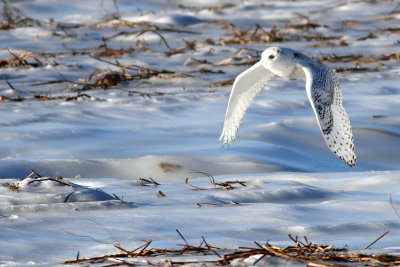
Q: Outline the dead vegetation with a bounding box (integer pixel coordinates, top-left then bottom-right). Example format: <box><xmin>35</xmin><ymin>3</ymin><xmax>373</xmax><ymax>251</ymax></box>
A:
<box><xmin>178</xmin><ymin>3</ymin><xmax>235</xmax><ymax>12</ymax></box>
<box><xmin>138</xmin><ymin>177</ymin><xmax>160</xmax><ymax>186</ymax></box>
<box><xmin>3</xmin><ymin>170</ymin><xmax>70</xmax><ymax>193</ymax></box>
<box><xmin>25</xmin><ymin>170</ymin><xmax>71</xmax><ymax>186</ymax></box>
<box><xmin>157</xmin><ymin>190</ymin><xmax>166</xmax><ymax>197</ymax></box>
<box><xmin>0</xmin><ymin>51</ymin><xmax>41</xmax><ymax>68</ymax></box>
<box><xmin>0</xmin><ymin>78</ymin><xmax>94</xmax><ymax>102</ymax></box>
<box><xmin>1</xmin><ymin>0</ymin><xmax>399</xmax><ymax>100</ymax></box>
<box><xmin>185</xmin><ymin>171</ymin><xmax>247</xmax><ymax>192</ymax></box>
<box><xmin>5</xmin><ymin>181</ymin><xmax>19</xmax><ymax>192</ymax></box>
<box><xmin>0</xmin><ymin>50</ymin><xmax>189</xmax><ymax>99</ymax></box>
<box><xmin>27</xmin><ymin>176</ymin><xmax>71</xmax><ymax>187</ymax></box>
<box><xmin>209</xmin><ymin>79</ymin><xmax>234</xmax><ymax>87</ymax></box>
<box><xmin>199</xmin><ymin>22</ymin><xmax>343</xmax><ymax>46</ymax></box>
<box><xmin>1</xmin><ymin>0</ymin><xmax>43</xmax><ymax>28</ymax></box>
<box><xmin>159</xmin><ymin>162</ymin><xmax>182</xmax><ymax>173</ymax></box>
<box><xmin>74</xmin><ymin>56</ymin><xmax>192</xmax><ymax>91</ymax></box>
<box><xmin>64</xmin><ymin>232</ymin><xmax>400</xmax><ymax>266</ymax></box>
<box><xmin>333</xmin><ymin>65</ymin><xmax>384</xmax><ymax>73</ymax></box>
<box><xmin>0</xmin><ymin>92</ymin><xmax>93</xmax><ymax>102</ymax></box>
<box><xmin>321</xmin><ymin>52</ymin><xmax>400</xmax><ymax>63</ymax></box>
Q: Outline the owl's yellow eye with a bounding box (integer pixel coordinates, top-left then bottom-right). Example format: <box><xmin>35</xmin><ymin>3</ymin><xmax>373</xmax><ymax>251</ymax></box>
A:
<box><xmin>269</xmin><ymin>55</ymin><xmax>275</xmax><ymax>59</ymax></box>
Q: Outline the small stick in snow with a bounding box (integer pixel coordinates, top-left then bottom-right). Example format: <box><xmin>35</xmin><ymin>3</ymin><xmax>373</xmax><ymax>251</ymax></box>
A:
<box><xmin>157</xmin><ymin>190</ymin><xmax>166</xmax><ymax>197</ymax></box>
<box><xmin>7</xmin><ymin>49</ymin><xmax>26</xmax><ymax>65</ymax></box>
<box><xmin>149</xmin><ymin>177</ymin><xmax>160</xmax><ymax>185</ymax></box>
<box><xmin>304</xmin><ymin>235</ymin><xmax>311</xmax><ymax>246</ymax></box>
<box><xmin>86</xmin><ymin>218</ymin><xmax>119</xmax><ymax>245</ymax></box>
<box><xmin>184</xmin><ymin>177</ymin><xmax>206</xmax><ymax>191</ymax></box>
<box><xmin>196</xmin><ymin>202</ymin><xmax>222</xmax><ymax>207</ymax></box>
<box><xmin>188</xmin><ymin>170</ymin><xmax>216</xmax><ymax>186</ymax></box>
<box><xmin>114</xmin><ymin>244</ymin><xmax>129</xmax><ymax>254</ymax></box>
<box><xmin>128</xmin><ymin>240</ymin><xmax>152</xmax><ymax>254</ymax></box>
<box><xmin>201</xmin><ymin>236</ymin><xmax>221</xmax><ymax>258</ymax></box>
<box><xmin>112</xmin><ymin>193</ymin><xmax>124</xmax><ymax>201</ymax></box>
<box><xmin>136</xmin><ymin>29</ymin><xmax>172</xmax><ymax>53</ymax></box>
<box><xmin>176</xmin><ymin>229</ymin><xmax>189</xmax><ymax>246</ymax></box>
<box><xmin>288</xmin><ymin>234</ymin><xmax>306</xmax><ymax>247</ymax></box>
<box><xmin>139</xmin><ymin>177</ymin><xmax>160</xmax><ymax>186</ymax></box>
<box><xmin>364</xmin><ymin>230</ymin><xmax>390</xmax><ymax>249</ymax></box>
<box><xmin>389</xmin><ymin>193</ymin><xmax>400</xmax><ymax>219</ymax></box>
<box><xmin>250</xmin><ymin>24</ymin><xmax>268</xmax><ymax>40</ymax></box>
<box><xmin>4</xmin><ymin>79</ymin><xmax>16</xmax><ymax>90</ymax></box>
<box><xmin>134</xmin><ymin>240</ymin><xmax>152</xmax><ymax>257</ymax></box>
<box><xmin>64</xmin><ymin>192</ymin><xmax>74</xmax><ymax>203</ymax></box>
<box><xmin>26</xmin><ymin>169</ymin><xmax>42</xmax><ymax>178</ymax></box>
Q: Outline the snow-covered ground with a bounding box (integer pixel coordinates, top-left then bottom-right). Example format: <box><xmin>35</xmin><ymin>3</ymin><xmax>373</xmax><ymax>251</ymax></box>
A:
<box><xmin>0</xmin><ymin>0</ymin><xmax>399</xmax><ymax>265</ymax></box>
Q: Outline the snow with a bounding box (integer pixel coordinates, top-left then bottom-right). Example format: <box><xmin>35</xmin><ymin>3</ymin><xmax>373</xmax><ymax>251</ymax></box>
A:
<box><xmin>0</xmin><ymin>176</ymin><xmax>130</xmax><ymax>213</ymax></box>
<box><xmin>0</xmin><ymin>0</ymin><xmax>399</xmax><ymax>265</ymax></box>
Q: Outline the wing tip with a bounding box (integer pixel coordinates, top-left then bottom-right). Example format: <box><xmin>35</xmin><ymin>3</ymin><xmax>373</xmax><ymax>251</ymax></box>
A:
<box><xmin>341</xmin><ymin>153</ymin><xmax>357</xmax><ymax>167</ymax></box>
<box><xmin>219</xmin><ymin>132</ymin><xmax>234</xmax><ymax>147</ymax></box>
<box><xmin>346</xmin><ymin>160</ymin><xmax>356</xmax><ymax>167</ymax></box>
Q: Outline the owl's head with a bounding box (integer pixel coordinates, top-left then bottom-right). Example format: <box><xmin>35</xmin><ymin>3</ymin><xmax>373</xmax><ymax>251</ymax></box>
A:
<box><xmin>261</xmin><ymin>47</ymin><xmax>297</xmax><ymax>77</ymax></box>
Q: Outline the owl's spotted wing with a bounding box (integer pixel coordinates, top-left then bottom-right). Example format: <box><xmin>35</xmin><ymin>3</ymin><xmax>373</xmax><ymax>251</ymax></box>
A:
<box><xmin>220</xmin><ymin>62</ymin><xmax>274</xmax><ymax>146</ymax></box>
<box><xmin>295</xmin><ymin>56</ymin><xmax>356</xmax><ymax>166</ymax></box>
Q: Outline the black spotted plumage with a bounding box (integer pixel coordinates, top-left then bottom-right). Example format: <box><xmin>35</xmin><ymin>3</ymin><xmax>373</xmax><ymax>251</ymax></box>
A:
<box><xmin>220</xmin><ymin>47</ymin><xmax>356</xmax><ymax>166</ymax></box>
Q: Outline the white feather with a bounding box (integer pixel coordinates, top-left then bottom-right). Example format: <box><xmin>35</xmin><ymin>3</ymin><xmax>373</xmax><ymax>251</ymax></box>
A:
<box><xmin>220</xmin><ymin>47</ymin><xmax>357</xmax><ymax>166</ymax></box>
<box><xmin>296</xmin><ymin>59</ymin><xmax>356</xmax><ymax>166</ymax></box>
<box><xmin>220</xmin><ymin>62</ymin><xmax>274</xmax><ymax>146</ymax></box>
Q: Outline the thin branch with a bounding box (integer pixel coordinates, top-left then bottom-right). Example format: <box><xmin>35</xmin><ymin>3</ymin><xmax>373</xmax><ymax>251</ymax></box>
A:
<box><xmin>87</xmin><ymin>218</ymin><xmax>119</xmax><ymax>244</ymax></box>
<box><xmin>389</xmin><ymin>193</ymin><xmax>400</xmax><ymax>218</ymax></box>
<box><xmin>176</xmin><ymin>229</ymin><xmax>189</xmax><ymax>246</ymax></box>
<box><xmin>4</xmin><ymin>79</ymin><xmax>16</xmax><ymax>90</ymax></box>
<box><xmin>7</xmin><ymin>49</ymin><xmax>25</xmax><ymax>65</ymax></box>
<box><xmin>364</xmin><ymin>231</ymin><xmax>390</xmax><ymax>249</ymax></box>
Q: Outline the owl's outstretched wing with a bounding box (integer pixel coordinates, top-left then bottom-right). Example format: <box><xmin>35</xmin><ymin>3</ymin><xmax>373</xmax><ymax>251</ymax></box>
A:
<box><xmin>220</xmin><ymin>62</ymin><xmax>274</xmax><ymax>146</ymax></box>
<box><xmin>295</xmin><ymin>55</ymin><xmax>356</xmax><ymax>166</ymax></box>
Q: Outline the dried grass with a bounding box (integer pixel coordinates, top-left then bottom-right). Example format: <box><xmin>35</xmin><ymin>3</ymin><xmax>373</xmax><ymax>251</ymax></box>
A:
<box><xmin>159</xmin><ymin>162</ymin><xmax>182</xmax><ymax>173</ymax></box>
<box><xmin>322</xmin><ymin>53</ymin><xmax>400</xmax><ymax>63</ymax></box>
<box><xmin>1</xmin><ymin>0</ymin><xmax>43</xmax><ymax>28</ymax></box>
<box><xmin>64</xmin><ymin>234</ymin><xmax>400</xmax><ymax>266</ymax></box>
<box><xmin>2</xmin><ymin>170</ymin><xmax>71</xmax><ymax>193</ymax></box>
<box><xmin>5</xmin><ymin>181</ymin><xmax>20</xmax><ymax>192</ymax></box>
<box><xmin>209</xmin><ymin>79</ymin><xmax>234</xmax><ymax>87</ymax></box>
<box><xmin>0</xmin><ymin>91</ymin><xmax>92</xmax><ymax>103</ymax></box>
<box><xmin>1</xmin><ymin>0</ymin><xmax>398</xmax><ymax>103</ymax></box>
<box><xmin>0</xmin><ymin>51</ymin><xmax>38</xmax><ymax>68</ymax></box>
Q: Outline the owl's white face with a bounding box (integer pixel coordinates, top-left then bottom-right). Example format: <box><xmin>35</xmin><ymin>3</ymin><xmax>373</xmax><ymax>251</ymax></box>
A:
<box><xmin>260</xmin><ymin>47</ymin><xmax>296</xmax><ymax>77</ymax></box>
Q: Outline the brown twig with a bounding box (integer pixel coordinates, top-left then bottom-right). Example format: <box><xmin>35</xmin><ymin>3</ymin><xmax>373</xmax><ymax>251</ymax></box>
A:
<box><xmin>389</xmin><ymin>194</ymin><xmax>400</xmax><ymax>218</ymax></box>
<box><xmin>65</xmin><ymin>236</ymin><xmax>400</xmax><ymax>266</ymax></box>
<box><xmin>176</xmin><ymin>229</ymin><xmax>189</xmax><ymax>246</ymax></box>
<box><xmin>364</xmin><ymin>231</ymin><xmax>390</xmax><ymax>249</ymax></box>
<box><xmin>26</xmin><ymin>169</ymin><xmax>42</xmax><ymax>179</ymax></box>
<box><xmin>139</xmin><ymin>178</ymin><xmax>160</xmax><ymax>186</ymax></box>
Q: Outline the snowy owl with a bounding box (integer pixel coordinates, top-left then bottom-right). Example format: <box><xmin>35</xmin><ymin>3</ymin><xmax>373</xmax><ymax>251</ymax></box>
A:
<box><xmin>220</xmin><ymin>47</ymin><xmax>356</xmax><ymax>167</ymax></box>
